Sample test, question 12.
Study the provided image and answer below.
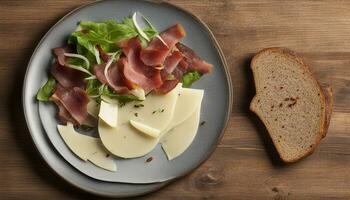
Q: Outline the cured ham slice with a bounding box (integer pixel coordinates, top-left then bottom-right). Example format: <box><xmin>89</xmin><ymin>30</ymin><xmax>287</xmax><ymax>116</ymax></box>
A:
<box><xmin>121</xmin><ymin>57</ymin><xmax>162</xmax><ymax>92</ymax></box>
<box><xmin>51</xmin><ymin>99</ymin><xmax>78</xmax><ymax>125</ymax></box>
<box><xmin>171</xmin><ymin>59</ymin><xmax>188</xmax><ymax>80</ymax></box>
<box><xmin>93</xmin><ymin>62</ymin><xmax>129</xmax><ymax>93</ymax></box>
<box><xmin>155</xmin><ymin>79</ymin><xmax>180</xmax><ymax>94</ymax></box>
<box><xmin>51</xmin><ymin>62</ymin><xmax>86</xmax><ymax>89</ymax></box>
<box><xmin>52</xmin><ymin>84</ymin><xmax>89</xmax><ymax>125</ymax></box>
<box><xmin>118</xmin><ymin>37</ymin><xmax>163</xmax><ymax>91</ymax></box>
<box><xmin>140</xmin><ymin>24</ymin><xmax>186</xmax><ymax>66</ymax></box>
<box><xmin>160</xmin><ymin>24</ymin><xmax>186</xmax><ymax>47</ymax></box>
<box><xmin>163</xmin><ymin>51</ymin><xmax>183</xmax><ymax>74</ymax></box>
<box><xmin>156</xmin><ymin>51</ymin><xmax>183</xmax><ymax>94</ymax></box>
<box><xmin>176</xmin><ymin>43</ymin><xmax>213</xmax><ymax>74</ymax></box>
<box><xmin>53</xmin><ymin>47</ymin><xmax>67</xmax><ymax>66</ymax></box>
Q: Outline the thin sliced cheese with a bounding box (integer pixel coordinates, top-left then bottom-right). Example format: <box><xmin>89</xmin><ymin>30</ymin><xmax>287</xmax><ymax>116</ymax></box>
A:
<box><xmin>160</xmin><ymin>88</ymin><xmax>203</xmax><ymax>137</ymax></box>
<box><xmin>99</xmin><ymin>84</ymin><xmax>181</xmax><ymax>158</ymax></box>
<box><xmin>99</xmin><ymin>100</ymin><xmax>118</xmax><ymax>127</ymax></box>
<box><xmin>57</xmin><ymin>123</ymin><xmax>117</xmax><ymax>171</ymax></box>
<box><xmin>130</xmin><ymin>87</ymin><xmax>146</xmax><ymax>100</ymax></box>
<box><xmin>89</xmin><ymin>151</ymin><xmax>117</xmax><ymax>172</ymax></box>
<box><xmin>130</xmin><ymin>120</ymin><xmax>160</xmax><ymax>138</ymax></box>
<box><xmin>161</xmin><ymin>105</ymin><xmax>201</xmax><ymax>160</ymax></box>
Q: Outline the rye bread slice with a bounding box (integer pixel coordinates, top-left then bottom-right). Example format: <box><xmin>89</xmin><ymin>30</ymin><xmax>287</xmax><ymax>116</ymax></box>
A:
<box><xmin>250</xmin><ymin>47</ymin><xmax>328</xmax><ymax>163</ymax></box>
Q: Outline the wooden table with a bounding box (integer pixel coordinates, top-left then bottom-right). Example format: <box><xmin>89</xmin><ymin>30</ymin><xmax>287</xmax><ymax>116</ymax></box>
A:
<box><xmin>1</xmin><ymin>0</ymin><xmax>349</xmax><ymax>199</ymax></box>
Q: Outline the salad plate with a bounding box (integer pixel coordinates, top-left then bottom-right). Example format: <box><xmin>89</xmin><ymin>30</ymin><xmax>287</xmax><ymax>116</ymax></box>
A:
<box><xmin>23</xmin><ymin>0</ymin><xmax>232</xmax><ymax>196</ymax></box>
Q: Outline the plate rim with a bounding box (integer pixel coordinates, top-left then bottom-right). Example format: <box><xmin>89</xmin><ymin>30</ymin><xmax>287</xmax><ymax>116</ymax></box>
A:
<box><xmin>22</xmin><ymin>0</ymin><xmax>233</xmax><ymax>197</ymax></box>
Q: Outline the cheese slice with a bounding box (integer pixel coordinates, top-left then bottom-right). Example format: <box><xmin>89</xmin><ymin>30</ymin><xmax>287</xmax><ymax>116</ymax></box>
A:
<box><xmin>130</xmin><ymin>87</ymin><xmax>146</xmax><ymax>100</ymax></box>
<box><xmin>99</xmin><ymin>84</ymin><xmax>181</xmax><ymax>158</ymax></box>
<box><xmin>89</xmin><ymin>152</ymin><xmax>116</xmax><ymax>172</ymax></box>
<box><xmin>161</xmin><ymin>105</ymin><xmax>201</xmax><ymax>160</ymax></box>
<box><xmin>87</xmin><ymin>98</ymin><xmax>99</xmax><ymax>118</ymax></box>
<box><xmin>99</xmin><ymin>100</ymin><xmax>118</xmax><ymax>127</ymax></box>
<box><xmin>57</xmin><ymin>123</ymin><xmax>117</xmax><ymax>171</ymax></box>
<box><xmin>160</xmin><ymin>88</ymin><xmax>203</xmax><ymax>137</ymax></box>
<box><xmin>130</xmin><ymin>120</ymin><xmax>160</xmax><ymax>138</ymax></box>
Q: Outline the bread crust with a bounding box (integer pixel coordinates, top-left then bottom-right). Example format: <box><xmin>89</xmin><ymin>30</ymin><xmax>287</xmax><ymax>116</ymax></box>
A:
<box><xmin>322</xmin><ymin>85</ymin><xmax>333</xmax><ymax>138</ymax></box>
<box><xmin>250</xmin><ymin>47</ymin><xmax>329</xmax><ymax>163</ymax></box>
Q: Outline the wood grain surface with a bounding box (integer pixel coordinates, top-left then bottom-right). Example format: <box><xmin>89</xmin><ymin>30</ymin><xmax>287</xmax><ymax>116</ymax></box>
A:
<box><xmin>1</xmin><ymin>0</ymin><xmax>349</xmax><ymax>199</ymax></box>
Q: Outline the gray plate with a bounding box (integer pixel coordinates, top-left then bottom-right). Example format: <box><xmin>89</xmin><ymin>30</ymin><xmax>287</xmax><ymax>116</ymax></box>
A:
<box><xmin>23</xmin><ymin>0</ymin><xmax>232</xmax><ymax>196</ymax></box>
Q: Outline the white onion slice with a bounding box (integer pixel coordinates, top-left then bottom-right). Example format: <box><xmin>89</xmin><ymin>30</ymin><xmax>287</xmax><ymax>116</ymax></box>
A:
<box><xmin>84</xmin><ymin>76</ymin><xmax>96</xmax><ymax>80</ymax></box>
<box><xmin>103</xmin><ymin>52</ymin><xmax>119</xmax><ymax>87</ymax></box>
<box><xmin>132</xmin><ymin>12</ymin><xmax>150</xmax><ymax>42</ymax></box>
<box><xmin>62</xmin><ymin>53</ymin><xmax>94</xmax><ymax>76</ymax></box>
<box><xmin>133</xmin><ymin>12</ymin><xmax>168</xmax><ymax>47</ymax></box>
<box><xmin>66</xmin><ymin>64</ymin><xmax>94</xmax><ymax>76</ymax></box>
<box><xmin>156</xmin><ymin>35</ymin><xmax>169</xmax><ymax>48</ymax></box>
<box><xmin>63</xmin><ymin>53</ymin><xmax>90</xmax><ymax>69</ymax></box>
<box><xmin>94</xmin><ymin>47</ymin><xmax>101</xmax><ymax>64</ymax></box>
<box><xmin>139</xmin><ymin>13</ymin><xmax>168</xmax><ymax>47</ymax></box>
<box><xmin>140</xmin><ymin>13</ymin><xmax>156</xmax><ymax>31</ymax></box>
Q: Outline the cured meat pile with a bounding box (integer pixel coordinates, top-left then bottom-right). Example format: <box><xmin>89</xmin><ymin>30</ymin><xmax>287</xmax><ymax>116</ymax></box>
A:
<box><xmin>47</xmin><ymin>24</ymin><xmax>212</xmax><ymax>125</ymax></box>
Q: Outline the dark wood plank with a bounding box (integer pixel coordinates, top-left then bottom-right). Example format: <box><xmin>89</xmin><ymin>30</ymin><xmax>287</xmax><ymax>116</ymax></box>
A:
<box><xmin>0</xmin><ymin>0</ymin><xmax>349</xmax><ymax>199</ymax></box>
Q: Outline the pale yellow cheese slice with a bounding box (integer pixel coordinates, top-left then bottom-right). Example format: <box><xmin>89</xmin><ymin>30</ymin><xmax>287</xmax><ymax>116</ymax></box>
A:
<box><xmin>99</xmin><ymin>100</ymin><xmax>118</xmax><ymax>127</ymax></box>
<box><xmin>129</xmin><ymin>120</ymin><xmax>160</xmax><ymax>138</ymax></box>
<box><xmin>130</xmin><ymin>87</ymin><xmax>146</xmax><ymax>100</ymax></box>
<box><xmin>98</xmin><ymin>84</ymin><xmax>181</xmax><ymax>158</ymax></box>
<box><xmin>88</xmin><ymin>152</ymin><xmax>116</xmax><ymax>172</ymax></box>
<box><xmin>57</xmin><ymin>123</ymin><xmax>117</xmax><ymax>172</ymax></box>
<box><xmin>160</xmin><ymin>88</ymin><xmax>203</xmax><ymax>137</ymax></box>
<box><xmin>160</xmin><ymin>105</ymin><xmax>201</xmax><ymax>160</ymax></box>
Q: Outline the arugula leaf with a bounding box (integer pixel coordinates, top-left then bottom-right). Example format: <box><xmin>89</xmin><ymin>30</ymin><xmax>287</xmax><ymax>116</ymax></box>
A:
<box><xmin>67</xmin><ymin>57</ymin><xmax>87</xmax><ymax>68</ymax></box>
<box><xmin>102</xmin><ymin>85</ymin><xmax>139</xmax><ymax>104</ymax></box>
<box><xmin>122</xmin><ymin>17</ymin><xmax>136</xmax><ymax>29</ymax></box>
<box><xmin>181</xmin><ymin>71</ymin><xmax>202</xmax><ymax>88</ymax></box>
<box><xmin>68</xmin><ymin>18</ymin><xmax>139</xmax><ymax>64</ymax></box>
<box><xmin>86</xmin><ymin>79</ymin><xmax>103</xmax><ymax>97</ymax></box>
<box><xmin>76</xmin><ymin>44</ymin><xmax>96</xmax><ymax>65</ymax></box>
<box><xmin>36</xmin><ymin>77</ymin><xmax>56</xmax><ymax>101</ymax></box>
<box><xmin>79</xmin><ymin>21</ymin><xmax>108</xmax><ymax>34</ymax></box>
<box><xmin>143</xmin><ymin>27</ymin><xmax>158</xmax><ymax>38</ymax></box>
<box><xmin>107</xmin><ymin>19</ymin><xmax>138</xmax><ymax>41</ymax></box>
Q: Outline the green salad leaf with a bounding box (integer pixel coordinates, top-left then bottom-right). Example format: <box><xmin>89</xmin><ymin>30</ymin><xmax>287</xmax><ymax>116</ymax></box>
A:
<box><xmin>181</xmin><ymin>71</ymin><xmax>202</xmax><ymax>88</ymax></box>
<box><xmin>67</xmin><ymin>57</ymin><xmax>87</xmax><ymax>68</ymax></box>
<box><xmin>68</xmin><ymin>18</ymin><xmax>139</xmax><ymax>63</ymax></box>
<box><xmin>36</xmin><ymin>77</ymin><xmax>56</xmax><ymax>101</ymax></box>
<box><xmin>101</xmin><ymin>85</ymin><xmax>139</xmax><ymax>104</ymax></box>
<box><xmin>76</xmin><ymin>43</ymin><xmax>97</xmax><ymax>65</ymax></box>
<box><xmin>86</xmin><ymin>79</ymin><xmax>104</xmax><ymax>97</ymax></box>
<box><xmin>68</xmin><ymin>17</ymin><xmax>159</xmax><ymax>64</ymax></box>
<box><xmin>86</xmin><ymin>80</ymin><xmax>138</xmax><ymax>104</ymax></box>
